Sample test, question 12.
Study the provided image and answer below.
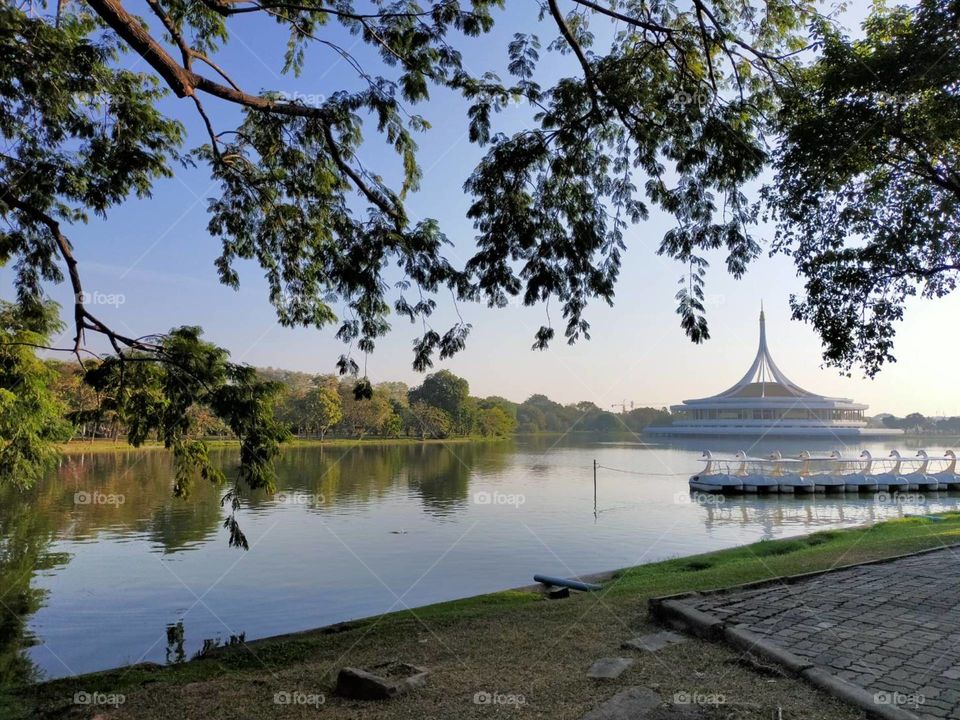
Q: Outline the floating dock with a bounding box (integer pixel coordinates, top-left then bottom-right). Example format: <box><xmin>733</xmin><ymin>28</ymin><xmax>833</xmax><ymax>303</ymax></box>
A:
<box><xmin>689</xmin><ymin>450</ymin><xmax>960</xmax><ymax>494</ymax></box>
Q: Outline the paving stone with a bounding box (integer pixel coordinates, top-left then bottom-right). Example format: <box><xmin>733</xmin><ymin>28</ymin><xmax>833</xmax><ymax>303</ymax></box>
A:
<box><xmin>579</xmin><ymin>687</ymin><xmax>661</xmax><ymax>719</ymax></box>
<box><xmin>587</xmin><ymin>657</ymin><xmax>635</xmax><ymax>680</ymax></box>
<box><xmin>334</xmin><ymin>662</ymin><xmax>429</xmax><ymax>700</ymax></box>
<box><xmin>621</xmin><ymin>631</ymin><xmax>688</xmax><ymax>653</ymax></box>
<box><xmin>684</xmin><ymin>546</ymin><xmax>960</xmax><ymax>720</ymax></box>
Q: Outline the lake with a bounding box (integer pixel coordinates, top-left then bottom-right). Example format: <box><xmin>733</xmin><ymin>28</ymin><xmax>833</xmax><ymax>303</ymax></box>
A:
<box><xmin>2</xmin><ymin>434</ymin><xmax>957</xmax><ymax>684</ymax></box>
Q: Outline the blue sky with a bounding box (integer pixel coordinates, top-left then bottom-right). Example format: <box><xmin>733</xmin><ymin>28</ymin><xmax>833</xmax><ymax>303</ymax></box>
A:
<box><xmin>6</xmin><ymin>0</ymin><xmax>958</xmax><ymax>416</ymax></box>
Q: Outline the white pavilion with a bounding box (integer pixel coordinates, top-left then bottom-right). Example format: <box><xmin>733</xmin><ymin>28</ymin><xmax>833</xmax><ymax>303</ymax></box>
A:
<box><xmin>647</xmin><ymin>308</ymin><xmax>902</xmax><ymax>438</ymax></box>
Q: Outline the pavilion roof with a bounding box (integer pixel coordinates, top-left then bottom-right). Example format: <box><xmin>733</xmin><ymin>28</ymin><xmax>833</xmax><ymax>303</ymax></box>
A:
<box><xmin>689</xmin><ymin>307</ymin><xmax>831</xmax><ymax>402</ymax></box>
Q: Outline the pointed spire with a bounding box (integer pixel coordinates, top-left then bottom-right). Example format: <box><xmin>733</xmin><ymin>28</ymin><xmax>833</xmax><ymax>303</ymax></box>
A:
<box><xmin>699</xmin><ymin>300</ymin><xmax>820</xmax><ymax>399</ymax></box>
<box><xmin>758</xmin><ymin>301</ymin><xmax>767</xmax><ymax>356</ymax></box>
<box><xmin>680</xmin><ymin>299</ymin><xmax>851</xmax><ymax>405</ymax></box>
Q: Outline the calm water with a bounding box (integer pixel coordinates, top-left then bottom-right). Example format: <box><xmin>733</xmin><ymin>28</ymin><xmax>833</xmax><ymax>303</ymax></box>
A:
<box><xmin>2</xmin><ymin>434</ymin><xmax>958</xmax><ymax>684</ymax></box>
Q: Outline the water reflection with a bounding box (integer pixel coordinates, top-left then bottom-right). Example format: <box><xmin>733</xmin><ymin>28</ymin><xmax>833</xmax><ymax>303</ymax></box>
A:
<box><xmin>695</xmin><ymin>494</ymin><xmax>952</xmax><ymax>537</ymax></box>
<box><xmin>408</xmin><ymin>443</ymin><xmax>511</xmax><ymax>516</ymax></box>
<box><xmin>242</xmin><ymin>442</ymin><xmax>512</xmax><ymax>517</ymax></box>
<box><xmin>0</xmin><ymin>450</ymin><xmax>226</xmax><ymax>686</ymax></box>
<box><xmin>0</xmin><ymin>482</ymin><xmax>62</xmax><ymax>687</ymax></box>
<box><xmin>45</xmin><ymin>451</ymin><xmax>223</xmax><ymax>550</ymax></box>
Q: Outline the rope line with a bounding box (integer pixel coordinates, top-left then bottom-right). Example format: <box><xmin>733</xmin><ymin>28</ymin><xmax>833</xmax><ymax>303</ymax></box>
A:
<box><xmin>595</xmin><ymin>464</ymin><xmax>689</xmax><ymax>477</ymax></box>
<box><xmin>595</xmin><ymin>503</ymin><xmax>642</xmax><ymax>515</ymax></box>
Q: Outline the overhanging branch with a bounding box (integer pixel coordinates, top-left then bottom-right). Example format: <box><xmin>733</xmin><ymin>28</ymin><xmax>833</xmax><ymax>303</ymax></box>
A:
<box><xmin>85</xmin><ymin>0</ymin><xmax>404</xmax><ymax>220</ymax></box>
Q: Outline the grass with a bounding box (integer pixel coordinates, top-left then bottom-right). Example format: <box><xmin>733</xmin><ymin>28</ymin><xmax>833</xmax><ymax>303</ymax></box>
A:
<box><xmin>8</xmin><ymin>513</ymin><xmax>960</xmax><ymax>720</ymax></box>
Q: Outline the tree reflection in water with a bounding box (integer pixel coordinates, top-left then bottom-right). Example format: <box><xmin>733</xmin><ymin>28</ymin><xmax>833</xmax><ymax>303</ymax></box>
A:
<box><xmin>0</xmin><ymin>450</ymin><xmax>225</xmax><ymax>687</ymax></box>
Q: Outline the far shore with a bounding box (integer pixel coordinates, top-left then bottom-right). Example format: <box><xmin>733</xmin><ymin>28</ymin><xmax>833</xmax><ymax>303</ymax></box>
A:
<box><xmin>7</xmin><ymin>513</ymin><xmax>960</xmax><ymax>720</ymax></box>
<box><xmin>53</xmin><ymin>429</ymin><xmax>649</xmax><ymax>456</ymax></box>
<box><xmin>55</xmin><ymin>435</ymin><xmax>516</xmax><ymax>455</ymax></box>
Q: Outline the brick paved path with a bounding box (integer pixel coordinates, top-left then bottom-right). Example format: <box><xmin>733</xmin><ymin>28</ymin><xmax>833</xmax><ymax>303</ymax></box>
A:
<box><xmin>690</xmin><ymin>548</ymin><xmax>960</xmax><ymax>718</ymax></box>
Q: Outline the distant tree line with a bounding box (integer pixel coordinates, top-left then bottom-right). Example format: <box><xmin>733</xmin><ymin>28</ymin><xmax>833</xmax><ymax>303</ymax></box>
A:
<box><xmin>514</xmin><ymin>394</ymin><xmax>672</xmax><ymax>434</ymax></box>
<box><xmin>56</xmin><ymin>355</ymin><xmax>953</xmax><ymax>442</ymax></box>
<box><xmin>877</xmin><ymin>414</ymin><xmax>960</xmax><ymax>436</ymax></box>
<box><xmin>253</xmin><ymin>369</ymin><xmax>673</xmax><ymax>440</ymax></box>
<box><xmin>47</xmin><ymin>362</ymin><xmax>671</xmax><ymax>443</ymax></box>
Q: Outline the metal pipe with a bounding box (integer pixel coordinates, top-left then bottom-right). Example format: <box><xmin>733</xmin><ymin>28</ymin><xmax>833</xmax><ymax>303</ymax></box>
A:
<box><xmin>533</xmin><ymin>574</ymin><xmax>602</xmax><ymax>592</ymax></box>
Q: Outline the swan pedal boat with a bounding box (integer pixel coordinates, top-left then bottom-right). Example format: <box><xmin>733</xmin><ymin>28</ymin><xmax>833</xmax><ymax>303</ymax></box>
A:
<box><xmin>689</xmin><ymin>450</ymin><xmax>960</xmax><ymax>495</ymax></box>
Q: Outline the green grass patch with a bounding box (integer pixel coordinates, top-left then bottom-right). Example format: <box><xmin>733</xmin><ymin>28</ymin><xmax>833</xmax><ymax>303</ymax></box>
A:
<box><xmin>598</xmin><ymin>511</ymin><xmax>960</xmax><ymax>604</ymax></box>
<box><xmin>804</xmin><ymin>530</ymin><xmax>840</xmax><ymax>546</ymax></box>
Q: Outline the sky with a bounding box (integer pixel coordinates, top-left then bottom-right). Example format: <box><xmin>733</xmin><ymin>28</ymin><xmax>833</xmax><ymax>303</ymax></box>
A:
<box><xmin>5</xmin><ymin>0</ymin><xmax>958</xmax><ymax>417</ymax></box>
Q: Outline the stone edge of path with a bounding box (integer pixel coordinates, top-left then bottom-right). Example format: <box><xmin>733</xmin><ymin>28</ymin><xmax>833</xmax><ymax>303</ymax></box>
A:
<box><xmin>651</xmin><ymin>605</ymin><xmax>922</xmax><ymax>720</ymax></box>
<box><xmin>646</xmin><ymin>545</ymin><xmax>960</xmax><ymax>720</ymax></box>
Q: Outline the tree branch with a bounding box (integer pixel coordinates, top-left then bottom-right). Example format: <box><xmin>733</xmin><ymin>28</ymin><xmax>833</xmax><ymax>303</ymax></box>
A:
<box><xmin>197</xmin><ymin>0</ymin><xmax>456</xmax><ymax>22</ymax></box>
<box><xmin>318</xmin><ymin>124</ymin><xmax>401</xmax><ymax>223</ymax></box>
<box><xmin>86</xmin><ymin>0</ymin><xmax>196</xmax><ymax>98</ymax></box>
<box><xmin>547</xmin><ymin>0</ymin><xmax>601</xmax><ymax>119</ymax></box>
<box><xmin>0</xmin><ymin>182</ymin><xmax>161</xmax><ymax>357</ymax></box>
<box><xmin>571</xmin><ymin>0</ymin><xmax>675</xmax><ymax>34</ymax></box>
<box><xmin>0</xmin><ymin>182</ymin><xmax>86</xmax><ymax>352</ymax></box>
<box><xmin>85</xmin><ymin>0</ymin><xmax>403</xmax><ymax>219</ymax></box>
<box><xmin>144</xmin><ymin>0</ymin><xmax>192</xmax><ymax>70</ymax></box>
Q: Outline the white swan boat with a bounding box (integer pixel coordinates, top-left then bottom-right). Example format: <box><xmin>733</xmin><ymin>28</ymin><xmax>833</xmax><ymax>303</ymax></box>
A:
<box><xmin>931</xmin><ymin>450</ymin><xmax>960</xmax><ymax>489</ymax></box>
<box><xmin>689</xmin><ymin>450</ymin><xmax>960</xmax><ymax>494</ymax></box>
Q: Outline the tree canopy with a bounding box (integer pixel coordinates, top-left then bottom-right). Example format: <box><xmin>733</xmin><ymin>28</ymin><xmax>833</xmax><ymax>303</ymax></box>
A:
<box><xmin>768</xmin><ymin>0</ymin><xmax>960</xmax><ymax>375</ymax></box>
<box><xmin>2</xmin><ymin>0</ymin><xmax>959</xmax><ymax>544</ymax></box>
<box><xmin>0</xmin><ymin>301</ymin><xmax>71</xmax><ymax>488</ymax></box>
<box><xmin>1</xmin><ymin>0</ymin><xmax>816</xmax><ymax>365</ymax></box>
